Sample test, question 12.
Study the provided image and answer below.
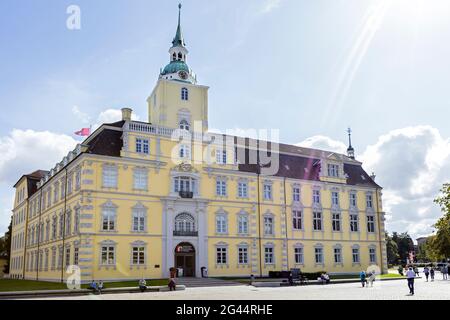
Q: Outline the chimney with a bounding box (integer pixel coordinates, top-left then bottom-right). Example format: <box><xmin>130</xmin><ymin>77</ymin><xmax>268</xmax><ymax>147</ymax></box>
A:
<box><xmin>121</xmin><ymin>108</ymin><xmax>132</xmax><ymax>121</ymax></box>
<box><xmin>370</xmin><ymin>172</ymin><xmax>376</xmax><ymax>181</ymax></box>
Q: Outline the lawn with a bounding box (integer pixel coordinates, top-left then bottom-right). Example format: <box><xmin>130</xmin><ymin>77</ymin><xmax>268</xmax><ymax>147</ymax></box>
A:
<box><xmin>0</xmin><ymin>279</ymin><xmax>168</xmax><ymax>292</ymax></box>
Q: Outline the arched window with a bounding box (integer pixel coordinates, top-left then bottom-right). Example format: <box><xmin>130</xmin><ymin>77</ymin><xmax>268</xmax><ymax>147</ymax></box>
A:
<box><xmin>178</xmin><ymin>52</ymin><xmax>183</xmax><ymax>60</ymax></box>
<box><xmin>175</xmin><ymin>213</ymin><xmax>196</xmax><ymax>232</ymax></box>
<box><xmin>172</xmin><ymin>53</ymin><xmax>177</xmax><ymax>61</ymax></box>
<box><xmin>179</xmin><ymin>119</ymin><xmax>190</xmax><ymax>131</ymax></box>
<box><xmin>181</xmin><ymin>87</ymin><xmax>188</xmax><ymax>101</ymax></box>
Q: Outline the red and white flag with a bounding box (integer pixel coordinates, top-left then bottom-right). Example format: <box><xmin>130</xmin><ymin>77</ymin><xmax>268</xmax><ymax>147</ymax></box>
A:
<box><xmin>74</xmin><ymin>127</ymin><xmax>91</xmax><ymax>136</ymax></box>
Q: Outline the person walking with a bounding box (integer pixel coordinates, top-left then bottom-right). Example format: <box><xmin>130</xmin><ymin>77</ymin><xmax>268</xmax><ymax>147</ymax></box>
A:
<box><xmin>430</xmin><ymin>268</ymin><xmax>435</xmax><ymax>282</ymax></box>
<box><xmin>442</xmin><ymin>265</ymin><xmax>448</xmax><ymax>280</ymax></box>
<box><xmin>360</xmin><ymin>271</ymin><xmax>367</xmax><ymax>288</ymax></box>
<box><xmin>406</xmin><ymin>267</ymin><xmax>416</xmax><ymax>295</ymax></box>
<box><xmin>414</xmin><ymin>267</ymin><xmax>419</xmax><ymax>277</ymax></box>
<box><xmin>423</xmin><ymin>266</ymin><xmax>430</xmax><ymax>282</ymax></box>
<box><xmin>368</xmin><ymin>270</ymin><xmax>376</xmax><ymax>287</ymax></box>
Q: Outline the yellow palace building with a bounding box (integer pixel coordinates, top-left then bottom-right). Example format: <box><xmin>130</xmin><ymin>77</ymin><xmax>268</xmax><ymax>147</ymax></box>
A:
<box><xmin>9</xmin><ymin>5</ymin><xmax>388</xmax><ymax>283</ymax></box>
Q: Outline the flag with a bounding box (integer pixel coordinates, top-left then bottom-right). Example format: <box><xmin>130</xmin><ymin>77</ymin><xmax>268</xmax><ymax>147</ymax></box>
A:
<box><xmin>74</xmin><ymin>127</ymin><xmax>91</xmax><ymax>136</ymax></box>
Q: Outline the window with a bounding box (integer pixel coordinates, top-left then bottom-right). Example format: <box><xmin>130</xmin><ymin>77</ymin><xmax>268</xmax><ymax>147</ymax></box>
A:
<box><xmin>132</xmin><ymin>207</ymin><xmax>146</xmax><ymax>232</ymax></box>
<box><xmin>238</xmin><ymin>215</ymin><xmax>249</xmax><ymax>234</ymax></box>
<box><xmin>216</xmin><ymin>215</ymin><xmax>228</xmax><ymax>234</ymax></box>
<box><xmin>350</xmin><ymin>214</ymin><xmax>359</xmax><ymax>232</ymax></box>
<box><xmin>101</xmin><ymin>246</ymin><xmax>115</xmax><ymax>265</ymax></box>
<box><xmin>51</xmin><ymin>248</ymin><xmax>56</xmax><ymax>270</ymax></box>
<box><xmin>47</xmin><ymin>189</ymin><xmax>52</xmax><ymax>208</ymax></box>
<box><xmin>216</xmin><ymin>149</ymin><xmax>227</xmax><ymax>164</ymax></box>
<box><xmin>132</xmin><ymin>247</ymin><xmax>145</xmax><ymax>265</ymax></box>
<box><xmin>179</xmin><ymin>144</ymin><xmax>191</xmax><ymax>159</ymax></box>
<box><xmin>174</xmin><ymin>176</ymin><xmax>196</xmax><ymax>193</ymax></box>
<box><xmin>65</xmin><ymin>211</ymin><xmax>71</xmax><ymax>235</ymax></box>
<box><xmin>74</xmin><ymin>208</ymin><xmax>80</xmax><ymax>234</ymax></box>
<box><xmin>264</xmin><ymin>246</ymin><xmax>274</xmax><ymax>264</ymax></box>
<box><xmin>332</xmin><ymin>213</ymin><xmax>341</xmax><ymax>232</ymax></box>
<box><xmin>179</xmin><ymin>120</ymin><xmax>190</xmax><ymax>131</ymax></box>
<box><xmin>216</xmin><ymin>179</ymin><xmax>227</xmax><ymax>196</ymax></box>
<box><xmin>133</xmin><ymin>168</ymin><xmax>148</xmax><ymax>190</ymax></box>
<box><xmin>313</xmin><ymin>212</ymin><xmax>322</xmax><ymax>231</ymax></box>
<box><xmin>60</xmin><ymin>181</ymin><xmax>65</xmax><ymax>200</ymax></box>
<box><xmin>175</xmin><ymin>213</ymin><xmax>196</xmax><ymax>232</ymax></box>
<box><xmin>102</xmin><ymin>206</ymin><xmax>116</xmax><ymax>231</ymax></box>
<box><xmin>369</xmin><ymin>247</ymin><xmax>377</xmax><ymax>263</ymax></box>
<box><xmin>366</xmin><ymin>194</ymin><xmax>373</xmax><ymax>208</ymax></box>
<box><xmin>264</xmin><ymin>216</ymin><xmax>274</xmax><ymax>235</ymax></box>
<box><xmin>352</xmin><ymin>248</ymin><xmax>360</xmax><ymax>263</ymax></box>
<box><xmin>58</xmin><ymin>246</ymin><xmax>63</xmax><ymax>270</ymax></box>
<box><xmin>216</xmin><ymin>247</ymin><xmax>227</xmax><ymax>264</ymax></box>
<box><xmin>102</xmin><ymin>165</ymin><xmax>118</xmax><ymax>188</ymax></box>
<box><xmin>74</xmin><ymin>247</ymin><xmax>79</xmax><ymax>266</ymax></box>
<box><xmin>350</xmin><ymin>193</ymin><xmax>357</xmax><ymax>207</ymax></box>
<box><xmin>238</xmin><ymin>181</ymin><xmax>248</xmax><ymax>198</ymax></box>
<box><xmin>238</xmin><ymin>247</ymin><xmax>248</xmax><ymax>264</ymax></box>
<box><xmin>327</xmin><ymin>164</ymin><xmax>339</xmax><ymax>177</ymax></box>
<box><xmin>313</xmin><ymin>190</ymin><xmax>321</xmax><ymax>204</ymax></box>
<box><xmin>65</xmin><ymin>247</ymin><xmax>71</xmax><ymax>267</ymax></box>
<box><xmin>293</xmin><ymin>186</ymin><xmax>300</xmax><ymax>202</ymax></box>
<box><xmin>294</xmin><ymin>247</ymin><xmax>304</xmax><ymax>264</ymax></box>
<box><xmin>292</xmin><ymin>210</ymin><xmax>302</xmax><ymax>230</ymax></box>
<box><xmin>331</xmin><ymin>192</ymin><xmax>339</xmax><ymax>206</ymax></box>
<box><xmin>315</xmin><ymin>247</ymin><xmax>324</xmax><ymax>264</ymax></box>
<box><xmin>181</xmin><ymin>87</ymin><xmax>188</xmax><ymax>101</ymax></box>
<box><xmin>54</xmin><ymin>182</ymin><xmax>59</xmax><ymax>203</ymax></box>
<box><xmin>75</xmin><ymin>169</ymin><xmax>81</xmax><ymax>190</ymax></box>
<box><xmin>136</xmin><ymin>138</ymin><xmax>150</xmax><ymax>154</ymax></box>
<box><xmin>263</xmin><ymin>184</ymin><xmax>272</xmax><ymax>200</ymax></box>
<box><xmin>367</xmin><ymin>215</ymin><xmax>375</xmax><ymax>233</ymax></box>
<box><xmin>59</xmin><ymin>215</ymin><xmax>64</xmax><ymax>238</ymax></box>
<box><xmin>52</xmin><ymin>216</ymin><xmax>57</xmax><ymax>240</ymax></box>
<box><xmin>68</xmin><ymin>174</ymin><xmax>73</xmax><ymax>194</ymax></box>
<box><xmin>334</xmin><ymin>247</ymin><xmax>342</xmax><ymax>263</ymax></box>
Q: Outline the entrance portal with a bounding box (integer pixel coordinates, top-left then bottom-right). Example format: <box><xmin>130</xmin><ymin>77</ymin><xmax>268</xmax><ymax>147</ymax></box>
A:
<box><xmin>174</xmin><ymin>243</ymin><xmax>196</xmax><ymax>277</ymax></box>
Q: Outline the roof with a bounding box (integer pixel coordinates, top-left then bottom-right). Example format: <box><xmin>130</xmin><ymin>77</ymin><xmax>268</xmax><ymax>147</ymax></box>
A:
<box><xmin>161</xmin><ymin>60</ymin><xmax>191</xmax><ymax>76</ymax></box>
<box><xmin>13</xmin><ymin>170</ymin><xmax>48</xmax><ymax>188</ymax></box>
<box><xmin>86</xmin><ymin>128</ymin><xmax>123</xmax><ymax>157</ymax></box>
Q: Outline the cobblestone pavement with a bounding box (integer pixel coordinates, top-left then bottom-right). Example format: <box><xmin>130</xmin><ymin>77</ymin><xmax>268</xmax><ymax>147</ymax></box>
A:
<box><xmin>28</xmin><ymin>277</ymin><xmax>450</xmax><ymax>300</ymax></box>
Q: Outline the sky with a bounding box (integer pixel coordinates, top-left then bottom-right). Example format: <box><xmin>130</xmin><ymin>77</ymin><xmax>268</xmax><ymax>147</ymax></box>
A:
<box><xmin>0</xmin><ymin>0</ymin><xmax>449</xmax><ymax>240</ymax></box>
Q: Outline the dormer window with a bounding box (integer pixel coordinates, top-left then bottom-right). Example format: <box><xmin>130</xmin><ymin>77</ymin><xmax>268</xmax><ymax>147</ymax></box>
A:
<box><xmin>327</xmin><ymin>164</ymin><xmax>339</xmax><ymax>177</ymax></box>
<box><xmin>181</xmin><ymin>88</ymin><xmax>188</xmax><ymax>101</ymax></box>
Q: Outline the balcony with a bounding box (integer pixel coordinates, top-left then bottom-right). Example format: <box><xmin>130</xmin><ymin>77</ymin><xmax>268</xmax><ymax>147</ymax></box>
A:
<box><xmin>179</xmin><ymin>191</ymin><xmax>194</xmax><ymax>199</ymax></box>
<box><xmin>173</xmin><ymin>230</ymin><xmax>198</xmax><ymax>237</ymax></box>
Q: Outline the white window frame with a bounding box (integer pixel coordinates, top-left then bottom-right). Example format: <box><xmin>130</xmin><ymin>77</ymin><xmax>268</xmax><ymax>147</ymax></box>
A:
<box><xmin>237</xmin><ymin>181</ymin><xmax>248</xmax><ymax>198</ymax></box>
<box><xmin>216</xmin><ymin>213</ymin><xmax>228</xmax><ymax>234</ymax></box>
<box><xmin>294</xmin><ymin>245</ymin><xmax>304</xmax><ymax>265</ymax></box>
<box><xmin>102</xmin><ymin>165</ymin><xmax>118</xmax><ymax>188</ymax></box>
<box><xmin>133</xmin><ymin>168</ymin><xmax>148</xmax><ymax>190</ymax></box>
<box><xmin>350</xmin><ymin>214</ymin><xmax>359</xmax><ymax>232</ymax></box>
<box><xmin>292</xmin><ymin>210</ymin><xmax>303</xmax><ymax>230</ymax></box>
<box><xmin>264</xmin><ymin>245</ymin><xmax>275</xmax><ymax>265</ymax></box>
<box><xmin>238</xmin><ymin>245</ymin><xmax>249</xmax><ymax>265</ymax></box>
<box><xmin>136</xmin><ymin>138</ymin><xmax>150</xmax><ymax>154</ymax></box>
<box><xmin>215</xmin><ymin>178</ymin><xmax>227</xmax><ymax>197</ymax></box>
<box><xmin>313</xmin><ymin>211</ymin><xmax>323</xmax><ymax>231</ymax></box>
<box><xmin>367</xmin><ymin>215</ymin><xmax>376</xmax><ymax>233</ymax></box>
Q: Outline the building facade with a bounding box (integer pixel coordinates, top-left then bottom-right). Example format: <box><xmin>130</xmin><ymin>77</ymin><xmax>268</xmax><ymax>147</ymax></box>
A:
<box><xmin>9</xmin><ymin>6</ymin><xmax>388</xmax><ymax>282</ymax></box>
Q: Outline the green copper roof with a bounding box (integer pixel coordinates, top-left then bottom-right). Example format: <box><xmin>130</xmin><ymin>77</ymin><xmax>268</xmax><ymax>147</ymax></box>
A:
<box><xmin>161</xmin><ymin>60</ymin><xmax>190</xmax><ymax>75</ymax></box>
<box><xmin>172</xmin><ymin>3</ymin><xmax>185</xmax><ymax>47</ymax></box>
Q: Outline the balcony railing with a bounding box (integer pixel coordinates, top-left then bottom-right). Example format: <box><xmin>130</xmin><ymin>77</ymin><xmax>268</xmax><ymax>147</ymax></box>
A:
<box><xmin>173</xmin><ymin>230</ymin><xmax>198</xmax><ymax>237</ymax></box>
<box><xmin>179</xmin><ymin>191</ymin><xmax>194</xmax><ymax>199</ymax></box>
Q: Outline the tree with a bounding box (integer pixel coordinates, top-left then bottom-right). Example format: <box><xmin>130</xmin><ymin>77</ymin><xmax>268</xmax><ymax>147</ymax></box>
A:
<box><xmin>386</xmin><ymin>232</ymin><xmax>400</xmax><ymax>265</ymax></box>
<box><xmin>431</xmin><ymin>183</ymin><xmax>450</xmax><ymax>260</ymax></box>
<box><xmin>1</xmin><ymin>220</ymin><xmax>12</xmax><ymax>274</ymax></box>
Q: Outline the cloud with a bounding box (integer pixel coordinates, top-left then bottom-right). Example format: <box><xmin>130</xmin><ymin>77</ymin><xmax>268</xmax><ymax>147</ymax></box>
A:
<box><xmin>259</xmin><ymin>0</ymin><xmax>282</xmax><ymax>14</ymax></box>
<box><xmin>72</xmin><ymin>106</ymin><xmax>91</xmax><ymax>124</ymax></box>
<box><xmin>296</xmin><ymin>126</ymin><xmax>450</xmax><ymax>240</ymax></box>
<box><xmin>0</xmin><ymin>129</ymin><xmax>77</xmax><ymax>185</ymax></box>
<box><xmin>296</xmin><ymin>135</ymin><xmax>347</xmax><ymax>154</ymax></box>
<box><xmin>96</xmin><ymin>108</ymin><xmax>139</xmax><ymax>125</ymax></box>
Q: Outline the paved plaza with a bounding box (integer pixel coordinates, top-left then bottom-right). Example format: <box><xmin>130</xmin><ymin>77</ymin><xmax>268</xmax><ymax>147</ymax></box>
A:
<box><xmin>26</xmin><ymin>277</ymin><xmax>450</xmax><ymax>300</ymax></box>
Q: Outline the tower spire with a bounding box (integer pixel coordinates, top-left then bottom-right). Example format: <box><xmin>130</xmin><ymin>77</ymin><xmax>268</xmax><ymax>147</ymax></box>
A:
<box><xmin>172</xmin><ymin>3</ymin><xmax>185</xmax><ymax>47</ymax></box>
<box><xmin>347</xmin><ymin>127</ymin><xmax>355</xmax><ymax>159</ymax></box>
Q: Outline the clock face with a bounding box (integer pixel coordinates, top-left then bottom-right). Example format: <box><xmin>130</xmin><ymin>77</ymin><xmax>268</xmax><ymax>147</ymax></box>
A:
<box><xmin>179</xmin><ymin>70</ymin><xmax>188</xmax><ymax>80</ymax></box>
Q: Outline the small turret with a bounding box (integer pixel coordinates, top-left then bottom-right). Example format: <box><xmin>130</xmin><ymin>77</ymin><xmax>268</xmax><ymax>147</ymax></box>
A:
<box><xmin>347</xmin><ymin>127</ymin><xmax>355</xmax><ymax>159</ymax></box>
